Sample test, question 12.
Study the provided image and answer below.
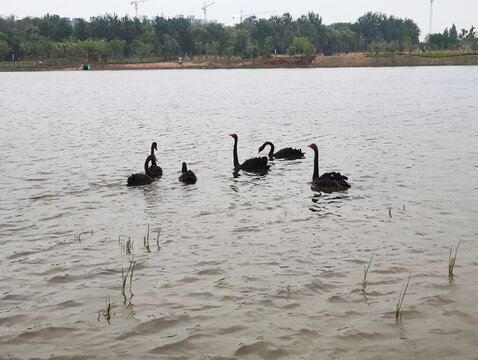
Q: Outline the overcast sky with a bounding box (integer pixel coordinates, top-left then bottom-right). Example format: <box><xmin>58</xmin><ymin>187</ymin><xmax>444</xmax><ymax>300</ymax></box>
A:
<box><xmin>2</xmin><ymin>0</ymin><xmax>477</xmax><ymax>39</ymax></box>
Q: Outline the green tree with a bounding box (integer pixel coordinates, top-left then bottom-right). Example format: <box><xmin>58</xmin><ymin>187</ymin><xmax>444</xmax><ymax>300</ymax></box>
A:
<box><xmin>73</xmin><ymin>18</ymin><xmax>89</xmax><ymax>41</ymax></box>
<box><xmin>205</xmin><ymin>41</ymin><xmax>219</xmax><ymax>58</ymax></box>
<box><xmin>37</xmin><ymin>14</ymin><xmax>72</xmax><ymax>42</ymax></box>
<box><xmin>390</xmin><ymin>40</ymin><xmax>399</xmax><ymax>53</ymax></box>
<box><xmin>245</xmin><ymin>41</ymin><xmax>260</xmax><ymax>58</ymax></box>
<box><xmin>0</xmin><ymin>39</ymin><xmax>12</xmax><ymax>60</ymax></box>
<box><xmin>286</xmin><ymin>44</ymin><xmax>297</xmax><ymax>56</ymax></box>
<box><xmin>370</xmin><ymin>40</ymin><xmax>382</xmax><ymax>54</ymax></box>
<box><xmin>263</xmin><ymin>35</ymin><xmax>274</xmax><ymax>55</ymax></box>
<box><xmin>109</xmin><ymin>39</ymin><xmax>126</xmax><ymax>59</ymax></box>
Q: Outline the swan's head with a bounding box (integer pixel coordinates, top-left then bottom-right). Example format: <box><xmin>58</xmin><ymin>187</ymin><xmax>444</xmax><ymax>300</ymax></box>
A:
<box><xmin>182</xmin><ymin>162</ymin><xmax>188</xmax><ymax>173</ymax></box>
<box><xmin>228</xmin><ymin>133</ymin><xmax>238</xmax><ymax>140</ymax></box>
<box><xmin>258</xmin><ymin>144</ymin><xmax>265</xmax><ymax>153</ymax></box>
<box><xmin>307</xmin><ymin>143</ymin><xmax>318</xmax><ymax>151</ymax></box>
<box><xmin>152</xmin><ymin>142</ymin><xmax>157</xmax><ymax>151</ymax></box>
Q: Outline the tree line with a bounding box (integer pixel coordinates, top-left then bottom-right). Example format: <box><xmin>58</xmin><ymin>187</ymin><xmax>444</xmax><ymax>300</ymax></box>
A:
<box><xmin>0</xmin><ymin>11</ymin><xmax>424</xmax><ymax>62</ymax></box>
<box><xmin>427</xmin><ymin>24</ymin><xmax>477</xmax><ymax>51</ymax></box>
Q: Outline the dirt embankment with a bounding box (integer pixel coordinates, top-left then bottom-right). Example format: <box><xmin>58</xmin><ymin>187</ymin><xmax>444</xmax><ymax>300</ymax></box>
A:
<box><xmin>310</xmin><ymin>52</ymin><xmax>478</xmax><ymax>67</ymax></box>
<box><xmin>3</xmin><ymin>53</ymin><xmax>478</xmax><ymax>71</ymax></box>
<box><xmin>89</xmin><ymin>53</ymin><xmax>478</xmax><ymax>70</ymax></box>
<box><xmin>77</xmin><ymin>59</ymin><xmax>254</xmax><ymax>71</ymax></box>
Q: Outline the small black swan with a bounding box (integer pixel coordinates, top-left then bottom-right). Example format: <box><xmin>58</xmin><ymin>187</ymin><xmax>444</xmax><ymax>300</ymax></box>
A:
<box><xmin>148</xmin><ymin>142</ymin><xmax>163</xmax><ymax>178</ymax></box>
<box><xmin>179</xmin><ymin>162</ymin><xmax>197</xmax><ymax>184</ymax></box>
<box><xmin>307</xmin><ymin>143</ymin><xmax>350</xmax><ymax>189</ymax></box>
<box><xmin>229</xmin><ymin>133</ymin><xmax>270</xmax><ymax>171</ymax></box>
<box><xmin>127</xmin><ymin>155</ymin><xmax>157</xmax><ymax>186</ymax></box>
<box><xmin>258</xmin><ymin>141</ymin><xmax>304</xmax><ymax>159</ymax></box>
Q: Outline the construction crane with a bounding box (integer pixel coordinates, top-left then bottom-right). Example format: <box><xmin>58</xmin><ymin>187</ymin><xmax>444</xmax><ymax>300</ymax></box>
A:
<box><xmin>429</xmin><ymin>0</ymin><xmax>434</xmax><ymax>34</ymax></box>
<box><xmin>232</xmin><ymin>10</ymin><xmax>276</xmax><ymax>23</ymax></box>
<box><xmin>202</xmin><ymin>1</ymin><xmax>215</xmax><ymax>23</ymax></box>
<box><xmin>131</xmin><ymin>0</ymin><xmax>151</xmax><ymax>18</ymax></box>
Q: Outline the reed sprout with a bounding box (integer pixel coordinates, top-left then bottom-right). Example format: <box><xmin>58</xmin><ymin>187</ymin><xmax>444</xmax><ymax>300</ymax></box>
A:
<box><xmin>361</xmin><ymin>253</ymin><xmax>374</xmax><ymax>292</ymax></box>
<box><xmin>144</xmin><ymin>224</ymin><xmax>150</xmax><ymax>252</ymax></box>
<box><xmin>388</xmin><ymin>205</ymin><xmax>392</xmax><ymax>218</ymax></box>
<box><xmin>121</xmin><ymin>258</ymin><xmax>136</xmax><ymax>299</ymax></box>
<box><xmin>98</xmin><ymin>295</ymin><xmax>113</xmax><ymax>324</ymax></box>
<box><xmin>74</xmin><ymin>229</ymin><xmax>93</xmax><ymax>243</ymax></box>
<box><xmin>448</xmin><ymin>240</ymin><xmax>462</xmax><ymax>278</ymax></box>
<box><xmin>395</xmin><ymin>272</ymin><xmax>411</xmax><ymax>323</ymax></box>
<box><xmin>119</xmin><ymin>236</ymin><xmax>134</xmax><ymax>255</ymax></box>
<box><xmin>155</xmin><ymin>227</ymin><xmax>162</xmax><ymax>250</ymax></box>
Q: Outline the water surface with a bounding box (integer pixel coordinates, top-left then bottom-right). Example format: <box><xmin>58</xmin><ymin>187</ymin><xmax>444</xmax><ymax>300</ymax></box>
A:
<box><xmin>1</xmin><ymin>67</ymin><xmax>477</xmax><ymax>359</ymax></box>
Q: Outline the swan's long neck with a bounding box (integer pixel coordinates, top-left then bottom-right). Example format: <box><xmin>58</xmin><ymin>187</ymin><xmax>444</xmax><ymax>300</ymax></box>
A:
<box><xmin>265</xmin><ymin>142</ymin><xmax>274</xmax><ymax>157</ymax></box>
<box><xmin>233</xmin><ymin>137</ymin><xmax>240</xmax><ymax>168</ymax></box>
<box><xmin>150</xmin><ymin>145</ymin><xmax>157</xmax><ymax>165</ymax></box>
<box><xmin>313</xmin><ymin>148</ymin><xmax>320</xmax><ymax>180</ymax></box>
<box><xmin>182</xmin><ymin>162</ymin><xmax>187</xmax><ymax>173</ymax></box>
<box><xmin>145</xmin><ymin>156</ymin><xmax>154</xmax><ymax>177</ymax></box>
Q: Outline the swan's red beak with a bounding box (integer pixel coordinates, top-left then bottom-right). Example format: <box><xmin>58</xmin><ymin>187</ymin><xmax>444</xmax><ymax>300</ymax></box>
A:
<box><xmin>155</xmin><ymin>157</ymin><xmax>158</xmax><ymax>161</ymax></box>
<box><xmin>228</xmin><ymin>133</ymin><xmax>234</xmax><ymax>137</ymax></box>
<box><xmin>307</xmin><ymin>144</ymin><xmax>312</xmax><ymax>148</ymax></box>
<box><xmin>258</xmin><ymin>149</ymin><xmax>260</xmax><ymax>153</ymax></box>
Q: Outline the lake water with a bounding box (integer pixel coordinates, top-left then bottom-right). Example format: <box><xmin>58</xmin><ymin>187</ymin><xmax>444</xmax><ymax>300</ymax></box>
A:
<box><xmin>1</xmin><ymin>66</ymin><xmax>477</xmax><ymax>359</ymax></box>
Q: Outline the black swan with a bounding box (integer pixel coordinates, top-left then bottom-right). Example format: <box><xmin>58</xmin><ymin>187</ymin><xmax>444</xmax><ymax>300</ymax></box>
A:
<box><xmin>229</xmin><ymin>133</ymin><xmax>270</xmax><ymax>171</ymax></box>
<box><xmin>127</xmin><ymin>155</ymin><xmax>157</xmax><ymax>186</ymax></box>
<box><xmin>258</xmin><ymin>141</ymin><xmax>304</xmax><ymax>159</ymax></box>
<box><xmin>179</xmin><ymin>162</ymin><xmax>197</xmax><ymax>184</ymax></box>
<box><xmin>148</xmin><ymin>142</ymin><xmax>163</xmax><ymax>178</ymax></box>
<box><xmin>307</xmin><ymin>143</ymin><xmax>350</xmax><ymax>189</ymax></box>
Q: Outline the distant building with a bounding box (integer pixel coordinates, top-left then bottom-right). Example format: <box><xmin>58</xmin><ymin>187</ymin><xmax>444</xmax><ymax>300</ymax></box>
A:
<box><xmin>62</xmin><ymin>17</ymin><xmax>83</xmax><ymax>26</ymax></box>
<box><xmin>187</xmin><ymin>15</ymin><xmax>203</xmax><ymax>24</ymax></box>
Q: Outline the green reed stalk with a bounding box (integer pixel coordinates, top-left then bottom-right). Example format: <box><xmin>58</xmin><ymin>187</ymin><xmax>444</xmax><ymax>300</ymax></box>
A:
<box><xmin>121</xmin><ymin>258</ymin><xmax>136</xmax><ymax>297</ymax></box>
<box><xmin>119</xmin><ymin>236</ymin><xmax>134</xmax><ymax>255</ymax></box>
<box><xmin>156</xmin><ymin>227</ymin><xmax>161</xmax><ymax>250</ymax></box>
<box><xmin>144</xmin><ymin>224</ymin><xmax>150</xmax><ymax>252</ymax></box>
<box><xmin>448</xmin><ymin>240</ymin><xmax>462</xmax><ymax>277</ymax></box>
<box><xmin>396</xmin><ymin>272</ymin><xmax>411</xmax><ymax>323</ymax></box>
<box><xmin>121</xmin><ymin>268</ymin><xmax>127</xmax><ymax>296</ymax></box>
<box><xmin>129</xmin><ymin>260</ymin><xmax>135</xmax><ymax>293</ymax></box>
<box><xmin>362</xmin><ymin>253</ymin><xmax>374</xmax><ymax>291</ymax></box>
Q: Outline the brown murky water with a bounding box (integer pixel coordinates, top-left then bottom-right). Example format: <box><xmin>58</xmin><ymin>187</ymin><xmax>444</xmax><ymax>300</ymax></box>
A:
<box><xmin>1</xmin><ymin>67</ymin><xmax>477</xmax><ymax>359</ymax></box>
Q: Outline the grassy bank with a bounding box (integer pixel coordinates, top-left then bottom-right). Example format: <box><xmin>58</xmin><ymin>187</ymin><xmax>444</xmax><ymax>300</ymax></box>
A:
<box><xmin>2</xmin><ymin>52</ymin><xmax>478</xmax><ymax>71</ymax></box>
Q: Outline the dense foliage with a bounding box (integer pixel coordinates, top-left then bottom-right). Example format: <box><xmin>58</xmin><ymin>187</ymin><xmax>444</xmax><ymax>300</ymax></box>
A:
<box><xmin>427</xmin><ymin>24</ymin><xmax>477</xmax><ymax>51</ymax></box>
<box><xmin>0</xmin><ymin>11</ymin><xmax>425</xmax><ymax>62</ymax></box>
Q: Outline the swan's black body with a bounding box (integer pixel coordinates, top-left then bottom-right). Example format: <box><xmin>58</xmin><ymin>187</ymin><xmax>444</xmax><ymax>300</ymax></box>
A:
<box><xmin>308</xmin><ymin>143</ymin><xmax>350</xmax><ymax>189</ymax></box>
<box><xmin>258</xmin><ymin>141</ymin><xmax>304</xmax><ymax>159</ymax></box>
<box><xmin>229</xmin><ymin>134</ymin><xmax>270</xmax><ymax>171</ymax></box>
<box><xmin>148</xmin><ymin>142</ymin><xmax>163</xmax><ymax>178</ymax></box>
<box><xmin>179</xmin><ymin>162</ymin><xmax>197</xmax><ymax>184</ymax></box>
<box><xmin>127</xmin><ymin>155</ymin><xmax>157</xmax><ymax>186</ymax></box>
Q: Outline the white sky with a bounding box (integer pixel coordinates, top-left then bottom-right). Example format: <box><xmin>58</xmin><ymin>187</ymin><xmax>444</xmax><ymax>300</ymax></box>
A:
<box><xmin>1</xmin><ymin>0</ymin><xmax>477</xmax><ymax>39</ymax></box>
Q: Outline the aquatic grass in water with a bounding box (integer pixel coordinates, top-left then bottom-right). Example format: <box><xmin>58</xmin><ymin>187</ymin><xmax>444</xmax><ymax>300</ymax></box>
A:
<box><xmin>74</xmin><ymin>230</ymin><xmax>93</xmax><ymax>243</ymax></box>
<box><xmin>119</xmin><ymin>236</ymin><xmax>134</xmax><ymax>255</ymax></box>
<box><xmin>155</xmin><ymin>227</ymin><xmax>161</xmax><ymax>250</ymax></box>
<box><xmin>395</xmin><ymin>272</ymin><xmax>411</xmax><ymax>323</ymax></box>
<box><xmin>121</xmin><ymin>259</ymin><xmax>136</xmax><ymax>299</ymax></box>
<box><xmin>362</xmin><ymin>253</ymin><xmax>374</xmax><ymax>292</ymax></box>
<box><xmin>448</xmin><ymin>240</ymin><xmax>462</xmax><ymax>278</ymax></box>
<box><xmin>144</xmin><ymin>225</ymin><xmax>162</xmax><ymax>251</ymax></box>
<box><xmin>98</xmin><ymin>295</ymin><xmax>114</xmax><ymax>324</ymax></box>
<box><xmin>144</xmin><ymin>224</ymin><xmax>150</xmax><ymax>252</ymax></box>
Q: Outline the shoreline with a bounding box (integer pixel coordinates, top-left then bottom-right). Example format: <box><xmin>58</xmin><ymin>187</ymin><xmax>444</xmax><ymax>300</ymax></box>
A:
<box><xmin>2</xmin><ymin>53</ymin><xmax>478</xmax><ymax>71</ymax></box>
